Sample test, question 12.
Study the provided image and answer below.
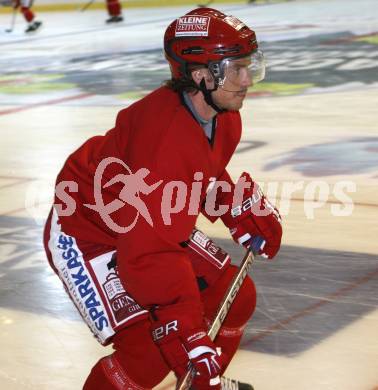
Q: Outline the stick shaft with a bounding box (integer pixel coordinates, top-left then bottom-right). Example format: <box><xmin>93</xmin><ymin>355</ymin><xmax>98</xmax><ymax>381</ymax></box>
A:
<box><xmin>6</xmin><ymin>7</ymin><xmax>17</xmax><ymax>32</ymax></box>
<box><xmin>80</xmin><ymin>0</ymin><xmax>95</xmax><ymax>12</ymax></box>
<box><xmin>176</xmin><ymin>249</ymin><xmax>256</xmax><ymax>390</ymax></box>
<box><xmin>208</xmin><ymin>250</ymin><xmax>254</xmax><ymax>341</ymax></box>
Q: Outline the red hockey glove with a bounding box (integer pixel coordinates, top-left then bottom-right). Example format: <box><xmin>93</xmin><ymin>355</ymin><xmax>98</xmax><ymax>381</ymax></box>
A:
<box><xmin>221</xmin><ymin>172</ymin><xmax>282</xmax><ymax>259</ymax></box>
<box><xmin>151</xmin><ymin>307</ymin><xmax>227</xmax><ymax>389</ymax></box>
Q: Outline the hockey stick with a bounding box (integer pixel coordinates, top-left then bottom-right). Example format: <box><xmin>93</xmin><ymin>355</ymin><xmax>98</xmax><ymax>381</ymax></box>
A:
<box><xmin>79</xmin><ymin>0</ymin><xmax>95</xmax><ymax>12</ymax></box>
<box><xmin>176</xmin><ymin>236</ymin><xmax>265</xmax><ymax>390</ymax></box>
<box><xmin>5</xmin><ymin>6</ymin><xmax>17</xmax><ymax>33</ymax></box>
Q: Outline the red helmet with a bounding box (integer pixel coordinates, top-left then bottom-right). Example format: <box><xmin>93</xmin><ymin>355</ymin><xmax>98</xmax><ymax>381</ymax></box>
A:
<box><xmin>164</xmin><ymin>7</ymin><xmax>259</xmax><ymax>80</ymax></box>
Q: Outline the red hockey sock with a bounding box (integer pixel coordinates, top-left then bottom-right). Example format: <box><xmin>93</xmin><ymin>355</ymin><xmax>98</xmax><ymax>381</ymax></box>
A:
<box><xmin>84</xmin><ymin>319</ymin><xmax>170</xmax><ymax>389</ymax></box>
<box><xmin>20</xmin><ymin>7</ymin><xmax>34</xmax><ymax>23</ymax></box>
<box><xmin>83</xmin><ymin>355</ymin><xmax>149</xmax><ymax>390</ymax></box>
<box><xmin>106</xmin><ymin>0</ymin><xmax>121</xmax><ymax>16</ymax></box>
<box><xmin>112</xmin><ymin>321</ymin><xmax>170</xmax><ymax>388</ymax></box>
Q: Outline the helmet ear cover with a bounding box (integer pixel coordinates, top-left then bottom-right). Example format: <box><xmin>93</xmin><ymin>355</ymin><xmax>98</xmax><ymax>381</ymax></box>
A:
<box><xmin>164</xmin><ymin>38</ymin><xmax>206</xmax><ymax>83</ymax></box>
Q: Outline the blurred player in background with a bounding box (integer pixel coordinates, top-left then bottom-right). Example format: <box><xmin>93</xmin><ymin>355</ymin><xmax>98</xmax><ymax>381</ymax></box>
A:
<box><xmin>13</xmin><ymin>0</ymin><xmax>42</xmax><ymax>33</ymax></box>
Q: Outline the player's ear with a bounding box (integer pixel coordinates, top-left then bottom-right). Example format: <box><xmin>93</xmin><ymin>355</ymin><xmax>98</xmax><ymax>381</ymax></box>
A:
<box><xmin>191</xmin><ymin>69</ymin><xmax>204</xmax><ymax>85</ymax></box>
<box><xmin>191</xmin><ymin>68</ymin><xmax>214</xmax><ymax>88</ymax></box>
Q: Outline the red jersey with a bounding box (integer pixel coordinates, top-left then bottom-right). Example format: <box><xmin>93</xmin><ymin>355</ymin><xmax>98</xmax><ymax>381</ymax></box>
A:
<box><xmin>54</xmin><ymin>86</ymin><xmax>242</xmax><ymax>324</ymax></box>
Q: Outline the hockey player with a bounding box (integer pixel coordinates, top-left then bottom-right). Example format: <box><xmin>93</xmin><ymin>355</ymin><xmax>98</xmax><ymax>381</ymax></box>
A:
<box><xmin>43</xmin><ymin>7</ymin><xmax>282</xmax><ymax>390</ymax></box>
<box><xmin>105</xmin><ymin>0</ymin><xmax>123</xmax><ymax>23</ymax></box>
<box><xmin>13</xmin><ymin>0</ymin><xmax>42</xmax><ymax>33</ymax></box>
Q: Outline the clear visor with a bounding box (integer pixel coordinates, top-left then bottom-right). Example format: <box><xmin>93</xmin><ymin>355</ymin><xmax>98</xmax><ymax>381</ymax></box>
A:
<box><xmin>218</xmin><ymin>50</ymin><xmax>266</xmax><ymax>92</ymax></box>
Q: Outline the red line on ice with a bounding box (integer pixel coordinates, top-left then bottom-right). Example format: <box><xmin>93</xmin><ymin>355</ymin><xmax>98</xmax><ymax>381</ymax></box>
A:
<box><xmin>0</xmin><ymin>92</ymin><xmax>93</xmax><ymax>116</ymax></box>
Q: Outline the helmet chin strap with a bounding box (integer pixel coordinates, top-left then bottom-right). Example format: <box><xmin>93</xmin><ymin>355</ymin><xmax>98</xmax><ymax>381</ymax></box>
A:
<box><xmin>199</xmin><ymin>78</ymin><xmax>226</xmax><ymax>113</ymax></box>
